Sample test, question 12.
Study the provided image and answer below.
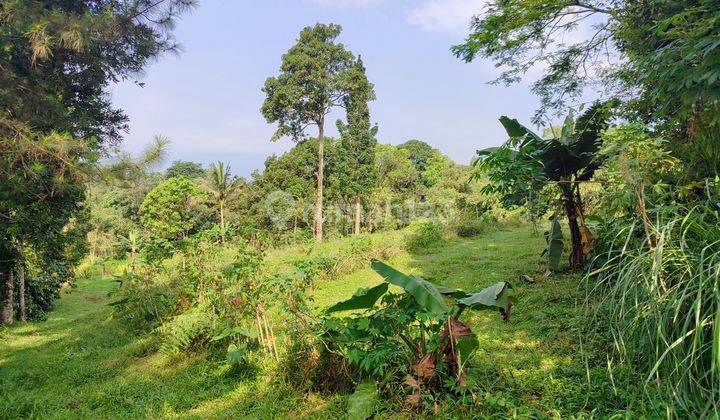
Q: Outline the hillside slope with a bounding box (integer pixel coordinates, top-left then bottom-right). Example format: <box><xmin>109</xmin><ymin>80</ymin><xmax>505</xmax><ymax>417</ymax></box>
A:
<box><xmin>0</xmin><ymin>226</ymin><xmax>631</xmax><ymax>418</ymax></box>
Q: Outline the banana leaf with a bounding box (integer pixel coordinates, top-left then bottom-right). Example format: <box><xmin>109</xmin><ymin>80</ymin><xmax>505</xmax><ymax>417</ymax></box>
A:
<box><xmin>542</xmin><ymin>217</ymin><xmax>564</xmax><ymax>271</ymax></box>
<box><xmin>425</xmin><ymin>278</ymin><xmax>470</xmax><ymax>299</ymax></box>
<box><xmin>456</xmin><ymin>282</ymin><xmax>512</xmax><ymax>311</ymax></box>
<box><xmin>326</xmin><ymin>283</ymin><xmax>389</xmax><ymax>313</ymax></box>
<box><xmin>371</xmin><ymin>260</ymin><xmax>449</xmax><ymax>315</ymax></box>
<box><xmin>499</xmin><ymin>116</ymin><xmax>544</xmax><ymax>146</ymax></box>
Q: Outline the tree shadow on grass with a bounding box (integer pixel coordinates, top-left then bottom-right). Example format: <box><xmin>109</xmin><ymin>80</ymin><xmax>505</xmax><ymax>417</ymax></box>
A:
<box><xmin>0</xmin><ymin>278</ymin><xmax>310</xmax><ymax>418</ymax></box>
<box><xmin>398</xmin><ymin>226</ymin><xmax>628</xmax><ymax>415</ymax></box>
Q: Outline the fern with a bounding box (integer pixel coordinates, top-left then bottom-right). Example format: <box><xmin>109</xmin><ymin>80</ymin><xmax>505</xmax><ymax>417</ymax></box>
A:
<box><xmin>157</xmin><ymin>304</ymin><xmax>218</xmax><ymax>356</ymax></box>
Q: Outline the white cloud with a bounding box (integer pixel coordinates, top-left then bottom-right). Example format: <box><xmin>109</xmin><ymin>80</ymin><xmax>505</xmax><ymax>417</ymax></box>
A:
<box><xmin>304</xmin><ymin>0</ymin><xmax>384</xmax><ymax>8</ymax></box>
<box><xmin>406</xmin><ymin>0</ymin><xmax>488</xmax><ymax>35</ymax></box>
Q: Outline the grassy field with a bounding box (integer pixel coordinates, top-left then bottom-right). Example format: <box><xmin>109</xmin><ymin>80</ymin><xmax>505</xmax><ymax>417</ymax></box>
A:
<box><xmin>0</xmin><ymin>226</ymin><xmax>645</xmax><ymax>418</ymax></box>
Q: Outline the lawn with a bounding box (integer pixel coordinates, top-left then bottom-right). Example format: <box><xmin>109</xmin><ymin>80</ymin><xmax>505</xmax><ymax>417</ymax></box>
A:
<box><xmin>0</xmin><ymin>226</ymin><xmax>641</xmax><ymax>418</ymax></box>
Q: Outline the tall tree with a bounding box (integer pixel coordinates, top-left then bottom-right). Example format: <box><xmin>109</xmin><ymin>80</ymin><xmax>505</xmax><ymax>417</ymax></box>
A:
<box><xmin>334</xmin><ymin>58</ymin><xmax>377</xmax><ymax>235</ymax></box>
<box><xmin>261</xmin><ymin>23</ymin><xmax>356</xmax><ymax>242</ymax></box>
<box><xmin>0</xmin><ymin>122</ymin><xmax>90</xmax><ymax>325</ymax></box>
<box><xmin>0</xmin><ymin>0</ymin><xmax>193</xmax><ymax>324</ymax></box>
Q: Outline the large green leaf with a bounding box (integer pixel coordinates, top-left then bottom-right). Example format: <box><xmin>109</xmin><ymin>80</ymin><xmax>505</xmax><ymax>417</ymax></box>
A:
<box><xmin>456</xmin><ymin>335</ymin><xmax>479</xmax><ymax>374</ymax></box>
<box><xmin>348</xmin><ymin>380</ymin><xmax>378</xmax><ymax>420</ymax></box>
<box><xmin>543</xmin><ymin>217</ymin><xmax>564</xmax><ymax>271</ymax></box>
<box><xmin>326</xmin><ymin>283</ymin><xmax>389</xmax><ymax>313</ymax></box>
<box><xmin>371</xmin><ymin>260</ymin><xmax>449</xmax><ymax>315</ymax></box>
<box><xmin>457</xmin><ymin>282</ymin><xmax>512</xmax><ymax>310</ymax></box>
<box><xmin>211</xmin><ymin>326</ymin><xmax>258</xmax><ymax>342</ymax></box>
<box><xmin>426</xmin><ymin>279</ymin><xmax>470</xmax><ymax>299</ymax></box>
<box><xmin>499</xmin><ymin>116</ymin><xmax>544</xmax><ymax>147</ymax></box>
<box><xmin>226</xmin><ymin>343</ymin><xmax>248</xmax><ymax>366</ymax></box>
<box><xmin>536</xmin><ymin>139</ymin><xmax>582</xmax><ymax>180</ymax></box>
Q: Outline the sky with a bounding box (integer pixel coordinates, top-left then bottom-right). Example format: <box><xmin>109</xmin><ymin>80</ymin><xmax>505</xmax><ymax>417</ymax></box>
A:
<box><xmin>110</xmin><ymin>0</ymin><xmax>543</xmax><ymax>178</ymax></box>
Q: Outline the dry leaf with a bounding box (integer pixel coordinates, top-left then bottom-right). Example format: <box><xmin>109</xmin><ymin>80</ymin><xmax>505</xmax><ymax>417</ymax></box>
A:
<box><xmin>405</xmin><ymin>375</ymin><xmax>419</xmax><ymax>389</ymax></box>
<box><xmin>440</xmin><ymin>319</ymin><xmax>474</xmax><ymax>341</ymax></box>
<box><xmin>500</xmin><ymin>301</ymin><xmax>513</xmax><ymax>323</ymax></box>
<box><xmin>411</xmin><ymin>354</ymin><xmax>436</xmax><ymax>381</ymax></box>
<box><xmin>405</xmin><ymin>390</ymin><xmax>421</xmax><ymax>408</ymax></box>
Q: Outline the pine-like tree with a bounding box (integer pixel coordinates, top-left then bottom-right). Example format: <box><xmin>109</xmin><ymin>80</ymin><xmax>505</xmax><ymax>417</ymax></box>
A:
<box><xmin>334</xmin><ymin>58</ymin><xmax>378</xmax><ymax>235</ymax></box>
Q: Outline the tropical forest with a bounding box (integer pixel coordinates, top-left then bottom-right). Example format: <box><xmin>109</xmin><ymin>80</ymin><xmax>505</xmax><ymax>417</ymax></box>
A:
<box><xmin>1</xmin><ymin>0</ymin><xmax>719</xmax><ymax>418</ymax></box>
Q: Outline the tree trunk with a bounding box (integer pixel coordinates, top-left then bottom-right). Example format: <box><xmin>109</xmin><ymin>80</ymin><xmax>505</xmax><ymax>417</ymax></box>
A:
<box><xmin>561</xmin><ymin>183</ymin><xmax>585</xmax><ymax>269</ymax></box>
<box><xmin>219</xmin><ymin>200</ymin><xmax>225</xmax><ymax>244</ymax></box>
<box><xmin>1</xmin><ymin>266</ymin><xmax>14</xmax><ymax>325</ymax></box>
<box><xmin>17</xmin><ymin>242</ymin><xmax>25</xmax><ymax>322</ymax></box>
<box><xmin>315</xmin><ymin>119</ymin><xmax>325</xmax><ymax>242</ymax></box>
<box><xmin>354</xmin><ymin>195</ymin><xmax>362</xmax><ymax>235</ymax></box>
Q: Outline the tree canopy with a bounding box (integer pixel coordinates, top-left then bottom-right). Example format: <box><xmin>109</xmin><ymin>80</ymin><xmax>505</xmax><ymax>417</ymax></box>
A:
<box><xmin>166</xmin><ymin>161</ymin><xmax>205</xmax><ymax>180</ymax></box>
<box><xmin>1</xmin><ymin>0</ymin><xmax>193</xmax><ymax>324</ymax></box>
<box><xmin>452</xmin><ymin>0</ymin><xmax>720</xmax><ymax>145</ymax></box>
<box><xmin>261</xmin><ymin>23</ymin><xmax>368</xmax><ymax>241</ymax></box>
<box><xmin>140</xmin><ymin>177</ymin><xmax>207</xmax><ymax>243</ymax></box>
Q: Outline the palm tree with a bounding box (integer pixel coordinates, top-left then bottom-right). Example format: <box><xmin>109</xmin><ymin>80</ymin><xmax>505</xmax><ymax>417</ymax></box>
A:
<box><xmin>207</xmin><ymin>162</ymin><xmax>239</xmax><ymax>243</ymax></box>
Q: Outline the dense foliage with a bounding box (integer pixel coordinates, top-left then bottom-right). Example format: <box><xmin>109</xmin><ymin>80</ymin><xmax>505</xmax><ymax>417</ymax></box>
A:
<box><xmin>3</xmin><ymin>1</ymin><xmax>720</xmax><ymax>417</ymax></box>
<box><xmin>0</xmin><ymin>0</ymin><xmax>193</xmax><ymax>323</ymax></box>
<box><xmin>455</xmin><ymin>0</ymin><xmax>720</xmax><ymax>413</ymax></box>
<box><xmin>322</xmin><ymin>261</ymin><xmax>512</xmax><ymax>414</ymax></box>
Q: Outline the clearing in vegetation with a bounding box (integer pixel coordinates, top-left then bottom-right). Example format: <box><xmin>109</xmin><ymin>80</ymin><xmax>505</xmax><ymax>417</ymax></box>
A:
<box><xmin>0</xmin><ymin>226</ymin><xmax>641</xmax><ymax>418</ymax></box>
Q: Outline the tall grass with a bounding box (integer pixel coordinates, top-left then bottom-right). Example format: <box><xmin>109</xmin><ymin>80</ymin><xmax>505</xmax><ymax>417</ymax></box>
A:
<box><xmin>586</xmin><ymin>200</ymin><xmax>720</xmax><ymax>415</ymax></box>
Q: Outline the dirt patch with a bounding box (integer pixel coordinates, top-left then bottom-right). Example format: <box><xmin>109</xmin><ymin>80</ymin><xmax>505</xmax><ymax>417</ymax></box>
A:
<box><xmin>84</xmin><ymin>295</ymin><xmax>104</xmax><ymax>302</ymax></box>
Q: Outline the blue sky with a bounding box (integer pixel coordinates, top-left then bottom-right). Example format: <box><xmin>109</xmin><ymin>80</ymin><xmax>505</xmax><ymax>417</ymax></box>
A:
<box><xmin>110</xmin><ymin>0</ymin><xmax>543</xmax><ymax>177</ymax></box>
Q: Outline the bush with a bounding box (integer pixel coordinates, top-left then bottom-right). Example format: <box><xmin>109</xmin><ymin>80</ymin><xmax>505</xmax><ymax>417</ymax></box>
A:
<box><xmin>292</xmin><ymin>255</ymin><xmax>338</xmax><ymax>281</ymax></box>
<box><xmin>319</xmin><ymin>261</ymin><xmax>513</xmax><ymax>412</ymax></box>
<box><xmin>404</xmin><ymin>220</ymin><xmax>445</xmax><ymax>252</ymax></box>
<box><xmin>110</xmin><ymin>274</ymin><xmax>177</xmax><ymax>330</ymax></box>
<box><xmin>454</xmin><ymin>217</ymin><xmax>487</xmax><ymax>237</ymax></box>
<box><xmin>280</xmin><ymin>331</ymin><xmax>358</xmax><ymax>393</ymax></box>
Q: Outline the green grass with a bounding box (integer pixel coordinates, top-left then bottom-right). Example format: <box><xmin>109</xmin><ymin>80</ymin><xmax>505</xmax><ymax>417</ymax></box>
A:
<box><xmin>0</xmin><ymin>226</ymin><xmax>646</xmax><ymax>418</ymax></box>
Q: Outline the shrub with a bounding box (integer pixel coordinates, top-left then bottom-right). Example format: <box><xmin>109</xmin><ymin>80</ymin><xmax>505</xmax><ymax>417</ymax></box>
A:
<box><xmin>405</xmin><ymin>220</ymin><xmax>445</xmax><ymax>252</ymax></box>
<box><xmin>320</xmin><ymin>260</ymin><xmax>513</xmax><ymax>412</ymax></box>
<box><xmin>454</xmin><ymin>217</ymin><xmax>487</xmax><ymax>237</ymax></box>
<box><xmin>280</xmin><ymin>331</ymin><xmax>359</xmax><ymax>393</ymax></box>
<box><xmin>292</xmin><ymin>255</ymin><xmax>338</xmax><ymax>281</ymax></box>
<box><xmin>110</xmin><ymin>273</ymin><xmax>177</xmax><ymax>330</ymax></box>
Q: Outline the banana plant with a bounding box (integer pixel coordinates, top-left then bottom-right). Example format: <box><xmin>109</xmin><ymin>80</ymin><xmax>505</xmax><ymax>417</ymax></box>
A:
<box><xmin>118</xmin><ymin>229</ymin><xmax>143</xmax><ymax>275</ymax></box>
<box><xmin>324</xmin><ymin>260</ymin><xmax>513</xmax><ymax>409</ymax></box>
<box><xmin>476</xmin><ymin>102</ymin><xmax>612</xmax><ymax>269</ymax></box>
